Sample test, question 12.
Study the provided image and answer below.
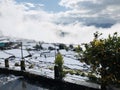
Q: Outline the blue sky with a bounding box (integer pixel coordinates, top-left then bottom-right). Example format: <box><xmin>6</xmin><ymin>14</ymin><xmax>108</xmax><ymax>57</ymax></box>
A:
<box><xmin>0</xmin><ymin>0</ymin><xmax>120</xmax><ymax>44</ymax></box>
<box><xmin>16</xmin><ymin>0</ymin><xmax>67</xmax><ymax>12</ymax></box>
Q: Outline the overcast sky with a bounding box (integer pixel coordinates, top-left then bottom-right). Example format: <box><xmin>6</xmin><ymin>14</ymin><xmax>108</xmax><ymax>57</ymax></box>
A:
<box><xmin>0</xmin><ymin>0</ymin><xmax>120</xmax><ymax>44</ymax></box>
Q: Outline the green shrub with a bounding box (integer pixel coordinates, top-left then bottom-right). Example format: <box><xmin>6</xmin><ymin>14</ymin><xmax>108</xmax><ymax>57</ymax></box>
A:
<box><xmin>88</xmin><ymin>73</ymin><xmax>97</xmax><ymax>82</ymax></box>
<box><xmin>81</xmin><ymin>73</ymin><xmax>85</xmax><ymax>77</ymax></box>
<box><xmin>58</xmin><ymin>44</ymin><xmax>67</xmax><ymax>50</ymax></box>
<box><xmin>69</xmin><ymin>44</ymin><xmax>74</xmax><ymax>49</ymax></box>
<box><xmin>54</xmin><ymin>52</ymin><xmax>64</xmax><ymax>79</ymax></box>
<box><xmin>29</xmin><ymin>64</ymin><xmax>34</xmax><ymax>69</ymax></box>
<box><xmin>65</xmin><ymin>70</ymin><xmax>75</xmax><ymax>75</ymax></box>
<box><xmin>33</xmin><ymin>44</ymin><xmax>43</xmax><ymax>50</ymax></box>
<box><xmin>55</xmin><ymin>52</ymin><xmax>64</xmax><ymax>67</ymax></box>
<box><xmin>48</xmin><ymin>46</ymin><xmax>55</xmax><ymax>50</ymax></box>
<box><xmin>73</xmin><ymin>45</ymin><xmax>82</xmax><ymax>53</ymax></box>
<box><xmin>81</xmin><ymin>32</ymin><xmax>120</xmax><ymax>85</ymax></box>
<box><xmin>14</xmin><ymin>62</ymin><xmax>20</xmax><ymax>66</ymax></box>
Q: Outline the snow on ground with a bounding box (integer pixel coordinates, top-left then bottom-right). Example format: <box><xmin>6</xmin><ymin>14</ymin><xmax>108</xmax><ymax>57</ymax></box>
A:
<box><xmin>64</xmin><ymin>74</ymin><xmax>100</xmax><ymax>89</ymax></box>
<box><xmin>42</xmin><ymin>43</ymin><xmax>55</xmax><ymax>49</ymax></box>
<box><xmin>0</xmin><ymin>37</ymin><xmax>91</xmax><ymax>85</ymax></box>
<box><xmin>64</xmin><ymin>57</ymin><xmax>86</xmax><ymax>69</ymax></box>
<box><xmin>0</xmin><ymin>51</ymin><xmax>11</xmax><ymax>59</ymax></box>
<box><xmin>4</xmin><ymin>49</ymin><xmax>29</xmax><ymax>58</ymax></box>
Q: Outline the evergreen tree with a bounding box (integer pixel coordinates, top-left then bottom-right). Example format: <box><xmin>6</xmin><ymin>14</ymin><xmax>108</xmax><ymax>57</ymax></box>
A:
<box><xmin>54</xmin><ymin>52</ymin><xmax>64</xmax><ymax>79</ymax></box>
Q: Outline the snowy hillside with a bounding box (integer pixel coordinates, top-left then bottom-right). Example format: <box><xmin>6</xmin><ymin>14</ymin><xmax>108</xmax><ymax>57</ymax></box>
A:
<box><xmin>0</xmin><ymin>36</ymin><xmax>100</xmax><ymax>88</ymax></box>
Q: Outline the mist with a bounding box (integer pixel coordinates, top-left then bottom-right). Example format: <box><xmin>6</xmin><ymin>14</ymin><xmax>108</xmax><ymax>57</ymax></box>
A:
<box><xmin>0</xmin><ymin>0</ymin><xmax>120</xmax><ymax>44</ymax></box>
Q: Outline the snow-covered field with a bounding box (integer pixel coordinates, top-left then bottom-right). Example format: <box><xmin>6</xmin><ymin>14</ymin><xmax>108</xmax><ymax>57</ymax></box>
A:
<box><xmin>0</xmin><ymin>36</ymin><xmax>100</xmax><ymax>89</ymax></box>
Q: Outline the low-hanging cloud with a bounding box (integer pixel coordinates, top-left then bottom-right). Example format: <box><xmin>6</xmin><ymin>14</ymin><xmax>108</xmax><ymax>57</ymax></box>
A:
<box><xmin>0</xmin><ymin>0</ymin><xmax>120</xmax><ymax>44</ymax></box>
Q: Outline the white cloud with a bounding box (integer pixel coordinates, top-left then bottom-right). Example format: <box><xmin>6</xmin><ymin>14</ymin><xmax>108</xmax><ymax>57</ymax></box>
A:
<box><xmin>59</xmin><ymin>0</ymin><xmax>101</xmax><ymax>9</ymax></box>
<box><xmin>23</xmin><ymin>2</ymin><xmax>44</xmax><ymax>10</ymax></box>
<box><xmin>59</xmin><ymin>0</ymin><xmax>120</xmax><ymax>25</ymax></box>
<box><xmin>24</xmin><ymin>3</ymin><xmax>35</xmax><ymax>8</ymax></box>
<box><xmin>0</xmin><ymin>0</ymin><xmax>120</xmax><ymax>44</ymax></box>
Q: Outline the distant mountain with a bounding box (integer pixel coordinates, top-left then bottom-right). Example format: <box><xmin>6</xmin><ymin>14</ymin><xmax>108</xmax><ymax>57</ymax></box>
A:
<box><xmin>55</xmin><ymin>20</ymin><xmax>114</xmax><ymax>28</ymax></box>
<box><xmin>86</xmin><ymin>23</ymin><xmax>114</xmax><ymax>28</ymax></box>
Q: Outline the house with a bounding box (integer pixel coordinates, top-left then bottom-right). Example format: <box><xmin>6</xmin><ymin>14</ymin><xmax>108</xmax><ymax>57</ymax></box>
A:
<box><xmin>0</xmin><ymin>42</ymin><xmax>13</xmax><ymax>50</ymax></box>
<box><xmin>0</xmin><ymin>42</ymin><xmax>7</xmax><ymax>50</ymax></box>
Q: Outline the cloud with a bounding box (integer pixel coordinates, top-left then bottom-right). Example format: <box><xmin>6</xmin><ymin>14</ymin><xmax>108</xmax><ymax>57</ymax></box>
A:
<box><xmin>24</xmin><ymin>3</ymin><xmax>35</xmax><ymax>8</ymax></box>
<box><xmin>59</xmin><ymin>0</ymin><xmax>120</xmax><ymax>26</ymax></box>
<box><xmin>0</xmin><ymin>0</ymin><xmax>120</xmax><ymax>44</ymax></box>
<box><xmin>23</xmin><ymin>2</ymin><xmax>44</xmax><ymax>10</ymax></box>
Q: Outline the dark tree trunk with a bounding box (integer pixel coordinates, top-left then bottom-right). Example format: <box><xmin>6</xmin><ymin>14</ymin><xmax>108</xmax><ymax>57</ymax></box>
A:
<box><xmin>5</xmin><ymin>59</ymin><xmax>9</xmax><ymax>68</ymax></box>
<box><xmin>21</xmin><ymin>60</ymin><xmax>25</xmax><ymax>71</ymax></box>
<box><xmin>54</xmin><ymin>65</ymin><xmax>59</xmax><ymax>79</ymax></box>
